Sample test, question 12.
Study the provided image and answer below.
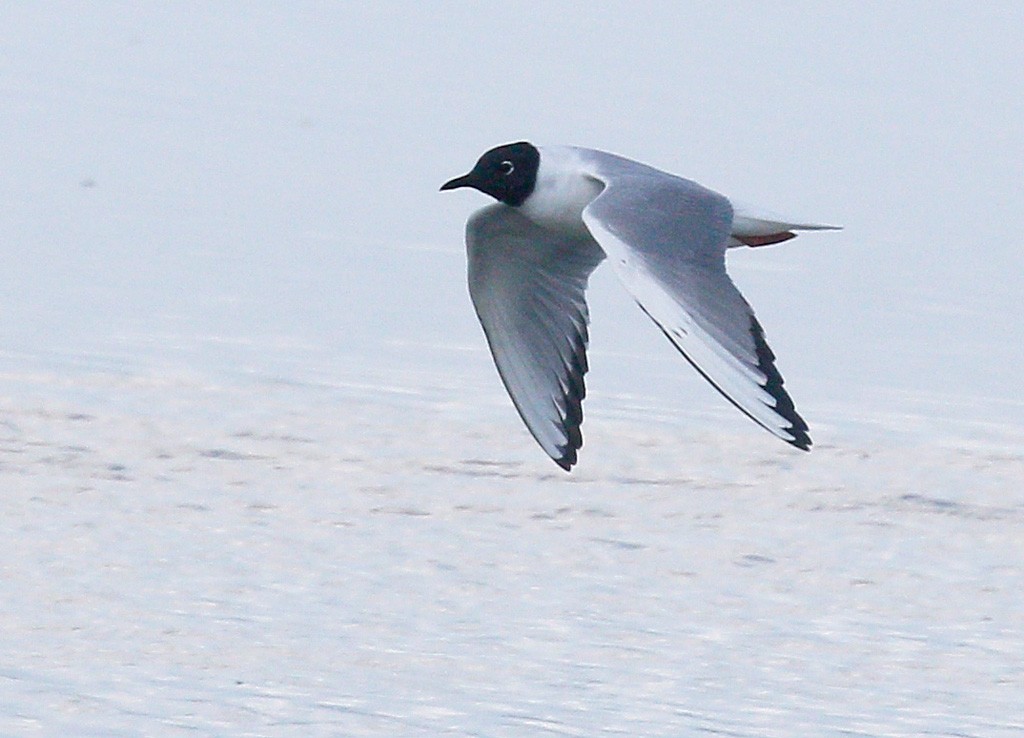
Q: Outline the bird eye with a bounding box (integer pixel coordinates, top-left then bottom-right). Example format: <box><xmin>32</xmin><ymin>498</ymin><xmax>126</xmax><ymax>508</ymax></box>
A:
<box><xmin>498</xmin><ymin>160</ymin><xmax>514</xmax><ymax>175</ymax></box>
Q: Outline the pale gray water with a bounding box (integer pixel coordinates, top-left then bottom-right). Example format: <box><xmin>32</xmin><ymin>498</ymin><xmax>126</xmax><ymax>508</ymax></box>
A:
<box><xmin>2</xmin><ymin>4</ymin><xmax>1023</xmax><ymax>736</ymax></box>
<box><xmin>2</xmin><ymin>371</ymin><xmax>1022</xmax><ymax>737</ymax></box>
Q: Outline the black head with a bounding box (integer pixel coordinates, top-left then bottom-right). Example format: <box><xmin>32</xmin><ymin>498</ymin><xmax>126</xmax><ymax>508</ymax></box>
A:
<box><xmin>440</xmin><ymin>142</ymin><xmax>540</xmax><ymax>206</ymax></box>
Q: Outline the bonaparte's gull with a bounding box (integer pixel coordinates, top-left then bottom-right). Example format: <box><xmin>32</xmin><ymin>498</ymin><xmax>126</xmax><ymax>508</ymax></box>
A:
<box><xmin>441</xmin><ymin>142</ymin><xmax>838</xmax><ymax>470</ymax></box>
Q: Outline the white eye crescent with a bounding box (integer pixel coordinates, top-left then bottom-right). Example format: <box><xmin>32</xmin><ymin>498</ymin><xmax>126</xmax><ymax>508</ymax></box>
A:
<box><xmin>498</xmin><ymin>160</ymin><xmax>514</xmax><ymax>175</ymax></box>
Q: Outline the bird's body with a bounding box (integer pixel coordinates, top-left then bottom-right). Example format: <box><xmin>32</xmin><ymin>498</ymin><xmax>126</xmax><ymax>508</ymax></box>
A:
<box><xmin>441</xmin><ymin>142</ymin><xmax>838</xmax><ymax>470</ymax></box>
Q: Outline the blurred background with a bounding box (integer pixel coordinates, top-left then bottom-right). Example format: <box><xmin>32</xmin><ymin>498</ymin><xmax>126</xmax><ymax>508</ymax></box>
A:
<box><xmin>2</xmin><ymin>1</ymin><xmax>1022</xmax><ymax>440</ymax></box>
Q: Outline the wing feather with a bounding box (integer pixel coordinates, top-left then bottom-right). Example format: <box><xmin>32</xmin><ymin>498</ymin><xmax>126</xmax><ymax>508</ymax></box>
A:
<box><xmin>580</xmin><ymin>166</ymin><xmax>811</xmax><ymax>449</ymax></box>
<box><xmin>466</xmin><ymin>204</ymin><xmax>605</xmax><ymax>469</ymax></box>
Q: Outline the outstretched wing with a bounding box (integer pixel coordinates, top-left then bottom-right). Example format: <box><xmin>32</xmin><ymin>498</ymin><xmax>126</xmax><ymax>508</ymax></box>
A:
<box><xmin>580</xmin><ymin>163</ymin><xmax>811</xmax><ymax>449</ymax></box>
<box><xmin>466</xmin><ymin>204</ymin><xmax>605</xmax><ymax>469</ymax></box>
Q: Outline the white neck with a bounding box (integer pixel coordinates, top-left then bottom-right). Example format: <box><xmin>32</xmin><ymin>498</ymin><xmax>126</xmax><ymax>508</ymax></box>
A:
<box><xmin>518</xmin><ymin>146</ymin><xmax>604</xmax><ymax>235</ymax></box>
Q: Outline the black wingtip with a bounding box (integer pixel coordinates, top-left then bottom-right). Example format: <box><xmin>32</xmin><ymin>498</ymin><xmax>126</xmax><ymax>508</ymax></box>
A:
<box><xmin>551</xmin><ymin>408</ymin><xmax>582</xmax><ymax>472</ymax></box>
<box><xmin>786</xmin><ymin>433</ymin><xmax>813</xmax><ymax>452</ymax></box>
<box><xmin>549</xmin><ymin>330</ymin><xmax>589</xmax><ymax>473</ymax></box>
<box><xmin>750</xmin><ymin>316</ymin><xmax>812</xmax><ymax>452</ymax></box>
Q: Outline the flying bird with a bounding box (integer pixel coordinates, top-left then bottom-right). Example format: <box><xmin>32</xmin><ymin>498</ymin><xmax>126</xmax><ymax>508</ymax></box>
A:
<box><xmin>441</xmin><ymin>142</ymin><xmax>837</xmax><ymax>470</ymax></box>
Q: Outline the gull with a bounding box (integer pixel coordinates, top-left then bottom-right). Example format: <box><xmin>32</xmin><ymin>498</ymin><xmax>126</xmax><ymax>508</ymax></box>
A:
<box><xmin>441</xmin><ymin>142</ymin><xmax>838</xmax><ymax>470</ymax></box>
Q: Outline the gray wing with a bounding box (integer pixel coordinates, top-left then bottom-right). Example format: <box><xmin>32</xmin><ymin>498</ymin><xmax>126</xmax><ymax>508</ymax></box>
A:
<box><xmin>467</xmin><ymin>204</ymin><xmax>605</xmax><ymax>469</ymax></box>
<box><xmin>580</xmin><ymin>167</ymin><xmax>811</xmax><ymax>449</ymax></box>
